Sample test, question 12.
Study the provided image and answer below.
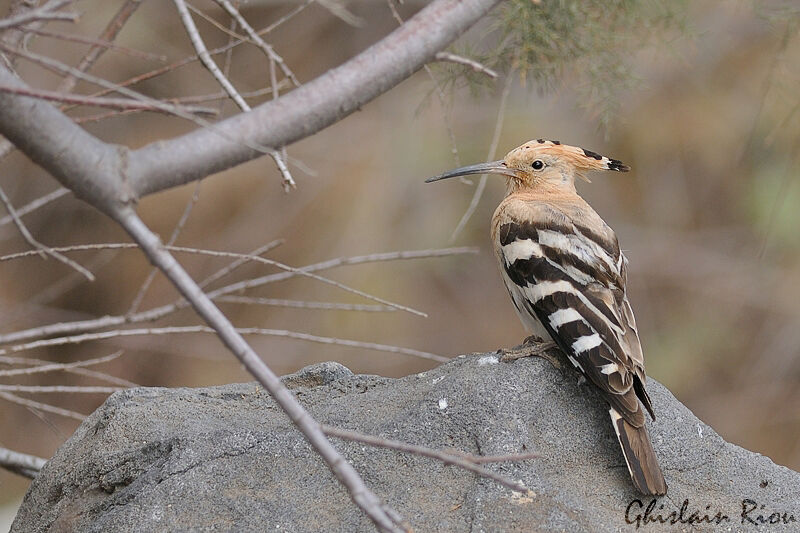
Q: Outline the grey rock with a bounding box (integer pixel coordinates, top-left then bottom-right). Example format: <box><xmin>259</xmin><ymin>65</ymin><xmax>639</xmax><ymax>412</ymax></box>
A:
<box><xmin>12</xmin><ymin>354</ymin><xmax>800</xmax><ymax>532</ymax></box>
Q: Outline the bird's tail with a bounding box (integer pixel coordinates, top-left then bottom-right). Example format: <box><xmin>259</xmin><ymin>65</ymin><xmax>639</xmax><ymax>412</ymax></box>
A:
<box><xmin>609</xmin><ymin>408</ymin><xmax>667</xmax><ymax>495</ymax></box>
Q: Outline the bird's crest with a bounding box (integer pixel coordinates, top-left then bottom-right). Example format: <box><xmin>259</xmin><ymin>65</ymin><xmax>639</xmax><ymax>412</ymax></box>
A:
<box><xmin>509</xmin><ymin>139</ymin><xmax>630</xmax><ymax>177</ymax></box>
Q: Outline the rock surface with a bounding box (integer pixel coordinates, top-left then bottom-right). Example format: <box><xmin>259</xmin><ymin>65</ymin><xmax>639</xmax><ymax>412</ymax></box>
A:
<box><xmin>12</xmin><ymin>354</ymin><xmax>800</xmax><ymax>532</ymax></box>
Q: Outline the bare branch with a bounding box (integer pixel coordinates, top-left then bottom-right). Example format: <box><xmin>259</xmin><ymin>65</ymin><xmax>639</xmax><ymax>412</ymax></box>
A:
<box><xmin>127</xmin><ymin>0</ymin><xmax>500</xmax><ymax>198</ymax></box>
<box><xmin>0</xmin><ymin>384</ymin><xmax>123</xmax><ymax>394</ymax></box>
<box><xmin>173</xmin><ymin>0</ymin><xmax>296</xmax><ymax>190</ymax></box>
<box><xmin>1</xmin><ymin>326</ymin><xmax>448</xmax><ymax>363</ymax></box>
<box><xmin>114</xmin><ymin>207</ymin><xmax>405</xmax><ymax>532</ymax></box>
<box><xmin>55</xmin><ymin>0</ymin><xmax>144</xmax><ymax>94</ymax></box>
<box><xmin>0</xmin><ymin>0</ymin><xmax>77</xmax><ymax>31</ymax></box>
<box><xmin>0</xmin><ymin>187</ymin><xmax>69</xmax><ymax>227</ymax></box>
<box><xmin>0</xmin><ymin>351</ymin><xmax>122</xmax><ymax>378</ymax></box>
<box><xmin>0</xmin><ymin>247</ymin><xmax>477</xmax><ymax>345</ymax></box>
<box><xmin>0</xmin><ymin>84</ymin><xmax>217</xmax><ymax>116</ymax></box>
<box><xmin>0</xmin><ymin>446</ymin><xmax>47</xmax><ymax>479</ymax></box>
<box><xmin>322</xmin><ymin>425</ymin><xmax>530</xmax><ymax>493</ymax></box>
<box><xmin>433</xmin><ymin>52</ymin><xmax>498</xmax><ymax>79</ymax></box>
<box><xmin>216</xmin><ymin>296</ymin><xmax>395</xmax><ymax>312</ymax></box>
<box><xmin>1</xmin><ymin>242</ymin><xmax>428</xmax><ymax>317</ymax></box>
<box><xmin>0</xmin><ymin>390</ymin><xmax>85</xmax><ymax>420</ymax></box>
<box><xmin>0</xmin><ymin>184</ymin><xmax>94</xmax><ymax>280</ymax></box>
<box><xmin>127</xmin><ymin>183</ymin><xmax>201</xmax><ymax>314</ymax></box>
<box><xmin>26</xmin><ymin>27</ymin><xmax>165</xmax><ymax>62</ymax></box>
<box><xmin>0</xmin><ymin>353</ymin><xmax>136</xmax><ymax>387</ymax></box>
<box><xmin>214</xmin><ymin>0</ymin><xmax>300</xmax><ymax>87</ymax></box>
<box><xmin>198</xmin><ymin>239</ymin><xmax>284</xmax><ymax>289</ymax></box>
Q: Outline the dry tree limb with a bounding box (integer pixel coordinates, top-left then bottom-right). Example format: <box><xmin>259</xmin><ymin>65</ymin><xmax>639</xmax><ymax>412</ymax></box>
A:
<box><xmin>0</xmin><ymin>353</ymin><xmax>136</xmax><ymax>387</ymax></box>
<box><xmin>126</xmin><ymin>0</ymin><xmax>500</xmax><ymax>197</ymax></box>
<box><xmin>25</xmin><ymin>27</ymin><xmax>165</xmax><ymax>62</ymax></box>
<box><xmin>173</xmin><ymin>0</ymin><xmax>296</xmax><ymax>190</ymax></box>
<box><xmin>0</xmin><ymin>246</ymin><xmax>477</xmax><ymax>346</ymax></box>
<box><xmin>0</xmin><ymin>325</ymin><xmax>448</xmax><ymax>363</ymax></box>
<box><xmin>55</xmin><ymin>0</ymin><xmax>144</xmax><ymax>94</ymax></box>
<box><xmin>216</xmin><ymin>296</ymin><xmax>396</xmax><ymax>312</ymax></box>
<box><xmin>0</xmin><ymin>390</ymin><xmax>85</xmax><ymax>421</ymax></box>
<box><xmin>0</xmin><ymin>446</ymin><xmax>47</xmax><ymax>479</ymax></box>
<box><xmin>322</xmin><ymin>425</ymin><xmax>532</xmax><ymax>493</ymax></box>
<box><xmin>115</xmin><ymin>208</ymin><xmax>407</xmax><ymax>532</ymax></box>
<box><xmin>0</xmin><ymin>0</ymin><xmax>77</xmax><ymax>31</ymax></box>
<box><xmin>0</xmin><ymin>351</ymin><xmax>122</xmax><ymax>378</ymax></box>
<box><xmin>0</xmin><ymin>85</ymin><xmax>217</xmax><ymax>115</ymax></box>
<box><xmin>0</xmin><ymin>384</ymin><xmax>123</xmax><ymax>394</ymax></box>
<box><xmin>0</xmin><ymin>242</ymin><xmax>429</xmax><ymax>317</ymax></box>
<box><xmin>0</xmin><ymin>187</ymin><xmax>69</xmax><ymax>227</ymax></box>
<box><xmin>0</xmin><ymin>2</ymin><xmax>501</xmax><ymax>529</ymax></box>
<box><xmin>214</xmin><ymin>0</ymin><xmax>300</xmax><ymax>87</ymax></box>
<box><xmin>127</xmin><ymin>183</ymin><xmax>202</xmax><ymax>315</ymax></box>
<box><xmin>433</xmin><ymin>52</ymin><xmax>498</xmax><ymax>79</ymax></box>
<box><xmin>0</xmin><ymin>184</ymin><xmax>94</xmax><ymax>280</ymax></box>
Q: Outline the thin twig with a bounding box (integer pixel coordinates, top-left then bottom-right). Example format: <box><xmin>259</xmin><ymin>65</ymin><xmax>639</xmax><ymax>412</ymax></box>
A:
<box><xmin>0</xmin><ymin>247</ymin><xmax>477</xmax><ymax>346</ymax></box>
<box><xmin>216</xmin><ymin>296</ymin><xmax>396</xmax><ymax>312</ymax></box>
<box><xmin>198</xmin><ymin>239</ymin><xmax>285</xmax><ymax>289</ymax></box>
<box><xmin>0</xmin><ymin>187</ymin><xmax>69</xmax><ymax>227</ymax></box>
<box><xmin>1</xmin><ymin>326</ymin><xmax>448</xmax><ymax>363</ymax></box>
<box><xmin>322</xmin><ymin>425</ymin><xmax>530</xmax><ymax>493</ymax></box>
<box><xmin>0</xmin><ymin>390</ymin><xmax>85</xmax><ymax>420</ymax></box>
<box><xmin>114</xmin><ymin>208</ymin><xmax>405</xmax><ymax>532</ymax></box>
<box><xmin>0</xmin><ymin>384</ymin><xmax>123</xmax><ymax>393</ymax></box>
<box><xmin>0</xmin><ymin>84</ymin><xmax>217</xmax><ymax>115</ymax></box>
<box><xmin>0</xmin><ymin>0</ymin><xmax>77</xmax><ymax>31</ymax></box>
<box><xmin>173</xmin><ymin>0</ymin><xmax>248</xmax><ymax>109</ymax></box>
<box><xmin>1</xmin><ymin>243</ymin><xmax>428</xmax><ymax>317</ymax></box>
<box><xmin>71</xmin><ymin>86</ymin><xmax>288</xmax><ymax>124</ymax></box>
<box><xmin>0</xmin><ymin>353</ymin><xmax>136</xmax><ymax>387</ymax></box>
<box><xmin>450</xmin><ymin>71</ymin><xmax>514</xmax><ymax>241</ymax></box>
<box><xmin>0</xmin><ymin>446</ymin><xmax>47</xmax><ymax>479</ymax></box>
<box><xmin>127</xmin><ymin>183</ymin><xmax>202</xmax><ymax>315</ymax></box>
<box><xmin>214</xmin><ymin>0</ymin><xmax>301</xmax><ymax>87</ymax></box>
<box><xmin>433</xmin><ymin>52</ymin><xmax>498</xmax><ymax>78</ymax></box>
<box><xmin>0</xmin><ymin>351</ymin><xmax>122</xmax><ymax>378</ymax></box>
<box><xmin>26</xmin><ymin>27</ymin><xmax>165</xmax><ymax>62</ymax></box>
<box><xmin>0</xmin><ymin>44</ymin><xmax>225</xmax><ymax>125</ymax></box>
<box><xmin>0</xmin><ymin>184</ymin><xmax>94</xmax><ymax>280</ymax></box>
<box><xmin>56</xmin><ymin>0</ymin><xmax>144</xmax><ymax>94</ymax></box>
<box><xmin>259</xmin><ymin>1</ymin><xmax>313</xmax><ymax>36</ymax></box>
<box><xmin>173</xmin><ymin>0</ymin><xmax>296</xmax><ymax>190</ymax></box>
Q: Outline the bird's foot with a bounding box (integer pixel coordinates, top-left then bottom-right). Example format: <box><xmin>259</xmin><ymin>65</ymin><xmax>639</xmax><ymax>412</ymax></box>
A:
<box><xmin>576</xmin><ymin>375</ymin><xmax>587</xmax><ymax>387</ymax></box>
<box><xmin>498</xmin><ymin>339</ymin><xmax>560</xmax><ymax>368</ymax></box>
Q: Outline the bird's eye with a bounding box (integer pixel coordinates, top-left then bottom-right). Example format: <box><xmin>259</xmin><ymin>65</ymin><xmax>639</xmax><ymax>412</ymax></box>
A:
<box><xmin>532</xmin><ymin>160</ymin><xmax>544</xmax><ymax>170</ymax></box>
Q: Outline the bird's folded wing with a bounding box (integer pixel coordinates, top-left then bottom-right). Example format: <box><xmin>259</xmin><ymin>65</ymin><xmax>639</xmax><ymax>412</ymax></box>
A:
<box><xmin>498</xmin><ymin>213</ymin><xmax>651</xmax><ymax>427</ymax></box>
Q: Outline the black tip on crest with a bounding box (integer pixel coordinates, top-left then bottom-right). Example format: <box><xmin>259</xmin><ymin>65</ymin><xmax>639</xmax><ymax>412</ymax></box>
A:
<box><xmin>608</xmin><ymin>159</ymin><xmax>630</xmax><ymax>172</ymax></box>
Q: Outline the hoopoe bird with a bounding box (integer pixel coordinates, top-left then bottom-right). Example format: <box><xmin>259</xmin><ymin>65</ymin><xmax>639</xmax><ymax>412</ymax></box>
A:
<box><xmin>426</xmin><ymin>139</ymin><xmax>667</xmax><ymax>496</ymax></box>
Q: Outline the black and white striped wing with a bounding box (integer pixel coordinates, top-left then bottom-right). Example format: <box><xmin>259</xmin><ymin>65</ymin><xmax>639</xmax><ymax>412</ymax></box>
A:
<box><xmin>498</xmin><ymin>217</ymin><xmax>652</xmax><ymax>428</ymax></box>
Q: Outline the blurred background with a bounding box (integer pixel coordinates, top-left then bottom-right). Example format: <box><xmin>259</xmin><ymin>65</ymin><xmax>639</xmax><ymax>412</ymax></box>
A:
<box><xmin>1</xmin><ymin>0</ymin><xmax>799</xmax><ymax>526</ymax></box>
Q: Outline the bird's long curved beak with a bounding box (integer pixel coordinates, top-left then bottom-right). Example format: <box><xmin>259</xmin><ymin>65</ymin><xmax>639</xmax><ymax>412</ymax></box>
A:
<box><xmin>425</xmin><ymin>160</ymin><xmax>520</xmax><ymax>183</ymax></box>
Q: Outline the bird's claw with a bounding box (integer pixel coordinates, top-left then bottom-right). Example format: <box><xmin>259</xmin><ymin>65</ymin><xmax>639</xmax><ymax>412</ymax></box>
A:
<box><xmin>498</xmin><ymin>339</ymin><xmax>560</xmax><ymax>368</ymax></box>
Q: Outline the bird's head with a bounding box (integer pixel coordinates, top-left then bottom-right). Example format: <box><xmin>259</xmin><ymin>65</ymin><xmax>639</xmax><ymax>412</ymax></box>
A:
<box><xmin>426</xmin><ymin>139</ymin><xmax>629</xmax><ymax>193</ymax></box>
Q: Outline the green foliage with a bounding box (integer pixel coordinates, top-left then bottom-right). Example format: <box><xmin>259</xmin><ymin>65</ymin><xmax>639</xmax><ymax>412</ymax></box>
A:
<box><xmin>497</xmin><ymin>0</ymin><xmax>688</xmax><ymax>128</ymax></box>
<box><xmin>435</xmin><ymin>0</ymin><xmax>690</xmax><ymax>130</ymax></box>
